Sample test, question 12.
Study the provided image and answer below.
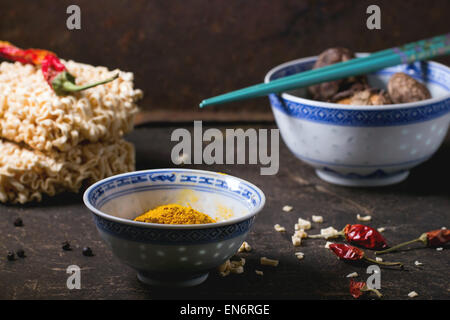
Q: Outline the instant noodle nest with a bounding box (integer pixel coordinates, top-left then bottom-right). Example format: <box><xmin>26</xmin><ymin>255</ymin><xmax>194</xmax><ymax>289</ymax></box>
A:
<box><xmin>0</xmin><ymin>59</ymin><xmax>142</xmax><ymax>203</ymax></box>
<box><xmin>0</xmin><ymin>139</ymin><xmax>135</xmax><ymax>204</ymax></box>
<box><xmin>0</xmin><ymin>60</ymin><xmax>143</xmax><ymax>152</ymax></box>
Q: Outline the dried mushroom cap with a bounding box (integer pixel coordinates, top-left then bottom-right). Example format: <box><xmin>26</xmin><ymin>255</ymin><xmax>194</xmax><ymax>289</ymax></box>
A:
<box><xmin>388</xmin><ymin>72</ymin><xmax>431</xmax><ymax>104</ymax></box>
<box><xmin>313</xmin><ymin>47</ymin><xmax>354</xmax><ymax>68</ymax></box>
<box><xmin>336</xmin><ymin>89</ymin><xmax>391</xmax><ymax>106</ymax></box>
<box><xmin>308</xmin><ymin>48</ymin><xmax>369</xmax><ymax>101</ymax></box>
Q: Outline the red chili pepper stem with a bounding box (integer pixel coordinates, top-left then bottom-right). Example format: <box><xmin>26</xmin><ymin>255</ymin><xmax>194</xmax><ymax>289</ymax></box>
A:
<box><xmin>375</xmin><ymin>233</ymin><xmax>428</xmax><ymax>255</ymax></box>
<box><xmin>363</xmin><ymin>256</ymin><xmax>404</xmax><ymax>268</ymax></box>
<box><xmin>361</xmin><ymin>285</ymin><xmax>383</xmax><ymax>298</ymax></box>
<box><xmin>52</xmin><ymin>71</ymin><xmax>119</xmax><ymax>96</ymax></box>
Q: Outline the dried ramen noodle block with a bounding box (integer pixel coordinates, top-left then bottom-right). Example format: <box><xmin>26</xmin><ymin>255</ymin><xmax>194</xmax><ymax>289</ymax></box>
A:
<box><xmin>0</xmin><ymin>60</ymin><xmax>143</xmax><ymax>152</ymax></box>
<box><xmin>0</xmin><ymin>139</ymin><xmax>135</xmax><ymax>204</ymax></box>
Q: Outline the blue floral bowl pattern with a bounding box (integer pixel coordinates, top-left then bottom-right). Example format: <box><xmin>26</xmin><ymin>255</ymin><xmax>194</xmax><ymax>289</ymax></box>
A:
<box><xmin>265</xmin><ymin>56</ymin><xmax>450</xmax><ymax>187</ymax></box>
<box><xmin>83</xmin><ymin>169</ymin><xmax>265</xmax><ymax>287</ymax></box>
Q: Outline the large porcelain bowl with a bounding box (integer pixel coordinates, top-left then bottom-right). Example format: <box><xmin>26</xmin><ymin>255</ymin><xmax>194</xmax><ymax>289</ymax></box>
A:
<box><xmin>83</xmin><ymin>169</ymin><xmax>265</xmax><ymax>287</ymax></box>
<box><xmin>265</xmin><ymin>56</ymin><xmax>450</xmax><ymax>186</ymax></box>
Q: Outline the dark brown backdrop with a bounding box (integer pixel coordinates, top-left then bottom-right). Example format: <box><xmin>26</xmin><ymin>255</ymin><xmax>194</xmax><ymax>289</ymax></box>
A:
<box><xmin>1</xmin><ymin>0</ymin><xmax>449</xmax><ymax>122</ymax></box>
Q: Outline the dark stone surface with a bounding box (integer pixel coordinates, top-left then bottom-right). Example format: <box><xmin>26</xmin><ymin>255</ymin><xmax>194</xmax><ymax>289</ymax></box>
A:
<box><xmin>0</xmin><ymin>124</ymin><xmax>449</xmax><ymax>299</ymax></box>
<box><xmin>1</xmin><ymin>0</ymin><xmax>449</xmax><ymax>119</ymax></box>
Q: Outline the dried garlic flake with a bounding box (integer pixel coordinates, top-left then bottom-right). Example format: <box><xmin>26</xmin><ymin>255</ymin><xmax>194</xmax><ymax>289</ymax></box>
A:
<box><xmin>357</xmin><ymin>214</ymin><xmax>372</xmax><ymax>222</ymax></box>
<box><xmin>238</xmin><ymin>241</ymin><xmax>252</xmax><ymax>253</ymax></box>
<box><xmin>320</xmin><ymin>226</ymin><xmax>340</xmax><ymax>239</ymax></box>
<box><xmin>297</xmin><ymin>218</ymin><xmax>311</xmax><ymax>230</ymax></box>
<box><xmin>294</xmin><ymin>229</ymin><xmax>308</xmax><ymax>239</ymax></box>
<box><xmin>408</xmin><ymin>291</ymin><xmax>419</xmax><ymax>298</ymax></box>
<box><xmin>291</xmin><ymin>236</ymin><xmax>302</xmax><ymax>247</ymax></box>
<box><xmin>274</xmin><ymin>224</ymin><xmax>286</xmax><ymax>232</ymax></box>
<box><xmin>260</xmin><ymin>257</ymin><xmax>279</xmax><ymax>267</ymax></box>
<box><xmin>295</xmin><ymin>252</ymin><xmax>304</xmax><ymax>260</ymax></box>
<box><xmin>282</xmin><ymin>205</ymin><xmax>293</xmax><ymax>212</ymax></box>
<box><xmin>312</xmin><ymin>215</ymin><xmax>324</xmax><ymax>223</ymax></box>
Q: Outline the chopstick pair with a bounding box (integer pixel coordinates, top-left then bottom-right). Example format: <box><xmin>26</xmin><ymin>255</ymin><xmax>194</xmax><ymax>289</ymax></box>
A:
<box><xmin>200</xmin><ymin>33</ymin><xmax>450</xmax><ymax>108</ymax></box>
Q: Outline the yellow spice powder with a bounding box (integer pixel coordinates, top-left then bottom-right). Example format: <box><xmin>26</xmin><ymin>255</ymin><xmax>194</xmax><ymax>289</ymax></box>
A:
<box><xmin>134</xmin><ymin>204</ymin><xmax>216</xmax><ymax>225</ymax></box>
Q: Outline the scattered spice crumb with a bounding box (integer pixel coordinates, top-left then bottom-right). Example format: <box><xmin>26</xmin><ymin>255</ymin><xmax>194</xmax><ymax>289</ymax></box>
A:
<box><xmin>414</xmin><ymin>261</ymin><xmax>423</xmax><ymax>266</ymax></box>
<box><xmin>218</xmin><ymin>260</ymin><xmax>231</xmax><ymax>277</ymax></box>
<box><xmin>176</xmin><ymin>153</ymin><xmax>190</xmax><ymax>164</ymax></box>
<box><xmin>312</xmin><ymin>215</ymin><xmax>323</xmax><ymax>223</ymax></box>
<box><xmin>291</xmin><ymin>235</ymin><xmax>302</xmax><ymax>246</ymax></box>
<box><xmin>294</xmin><ymin>252</ymin><xmax>304</xmax><ymax>260</ymax></box>
<box><xmin>357</xmin><ymin>214</ymin><xmax>372</xmax><ymax>222</ymax></box>
<box><xmin>407</xmin><ymin>291</ymin><xmax>419</xmax><ymax>298</ymax></box>
<box><xmin>230</xmin><ymin>266</ymin><xmax>244</xmax><ymax>274</ymax></box>
<box><xmin>346</xmin><ymin>272</ymin><xmax>359</xmax><ymax>278</ymax></box>
<box><xmin>282</xmin><ymin>205</ymin><xmax>293</xmax><ymax>212</ymax></box>
<box><xmin>218</xmin><ymin>258</ymin><xmax>246</xmax><ymax>277</ymax></box>
<box><xmin>7</xmin><ymin>251</ymin><xmax>15</xmax><ymax>261</ymax></box>
<box><xmin>82</xmin><ymin>247</ymin><xmax>94</xmax><ymax>257</ymax></box>
<box><xmin>274</xmin><ymin>224</ymin><xmax>286</xmax><ymax>232</ymax></box>
<box><xmin>238</xmin><ymin>241</ymin><xmax>251</xmax><ymax>253</ymax></box>
<box><xmin>16</xmin><ymin>249</ymin><xmax>26</xmax><ymax>258</ymax></box>
<box><xmin>377</xmin><ymin>227</ymin><xmax>386</xmax><ymax>233</ymax></box>
<box><xmin>436</xmin><ymin>247</ymin><xmax>443</xmax><ymax>251</ymax></box>
<box><xmin>260</xmin><ymin>257</ymin><xmax>279</xmax><ymax>267</ymax></box>
<box><xmin>230</xmin><ymin>257</ymin><xmax>246</xmax><ymax>268</ymax></box>
<box><xmin>255</xmin><ymin>270</ymin><xmax>264</xmax><ymax>276</ymax></box>
<box><xmin>62</xmin><ymin>241</ymin><xmax>72</xmax><ymax>251</ymax></box>
<box><xmin>297</xmin><ymin>218</ymin><xmax>311</xmax><ymax>230</ymax></box>
<box><xmin>219</xmin><ymin>270</ymin><xmax>230</xmax><ymax>277</ymax></box>
<box><xmin>13</xmin><ymin>217</ymin><xmax>23</xmax><ymax>227</ymax></box>
<box><xmin>375</xmin><ymin>257</ymin><xmax>383</xmax><ymax>262</ymax></box>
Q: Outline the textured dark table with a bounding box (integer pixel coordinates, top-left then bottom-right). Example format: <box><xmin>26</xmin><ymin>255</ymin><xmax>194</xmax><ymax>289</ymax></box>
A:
<box><xmin>0</xmin><ymin>123</ymin><xmax>449</xmax><ymax>300</ymax></box>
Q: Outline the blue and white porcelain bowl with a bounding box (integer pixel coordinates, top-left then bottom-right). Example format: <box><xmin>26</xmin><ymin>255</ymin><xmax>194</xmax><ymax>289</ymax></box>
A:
<box><xmin>83</xmin><ymin>169</ymin><xmax>265</xmax><ymax>287</ymax></box>
<box><xmin>265</xmin><ymin>55</ymin><xmax>450</xmax><ymax>186</ymax></box>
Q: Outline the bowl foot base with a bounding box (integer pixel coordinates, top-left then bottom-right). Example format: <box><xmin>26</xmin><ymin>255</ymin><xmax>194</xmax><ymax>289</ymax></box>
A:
<box><xmin>137</xmin><ymin>271</ymin><xmax>209</xmax><ymax>287</ymax></box>
<box><xmin>315</xmin><ymin>169</ymin><xmax>409</xmax><ymax>187</ymax></box>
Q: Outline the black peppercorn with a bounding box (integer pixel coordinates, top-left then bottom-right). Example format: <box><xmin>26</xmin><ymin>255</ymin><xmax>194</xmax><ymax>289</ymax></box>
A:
<box><xmin>13</xmin><ymin>217</ymin><xmax>23</xmax><ymax>227</ymax></box>
<box><xmin>16</xmin><ymin>249</ymin><xmax>26</xmax><ymax>258</ymax></box>
<box><xmin>7</xmin><ymin>251</ymin><xmax>15</xmax><ymax>261</ymax></box>
<box><xmin>82</xmin><ymin>247</ymin><xmax>94</xmax><ymax>257</ymax></box>
<box><xmin>62</xmin><ymin>241</ymin><xmax>72</xmax><ymax>251</ymax></box>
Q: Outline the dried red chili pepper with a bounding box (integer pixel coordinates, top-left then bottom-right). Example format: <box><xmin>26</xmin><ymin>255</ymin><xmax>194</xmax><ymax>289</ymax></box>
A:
<box><xmin>0</xmin><ymin>41</ymin><xmax>118</xmax><ymax>96</ymax></box>
<box><xmin>375</xmin><ymin>229</ymin><xmax>450</xmax><ymax>255</ymax></box>
<box><xmin>343</xmin><ymin>224</ymin><xmax>388</xmax><ymax>250</ymax></box>
<box><xmin>0</xmin><ymin>41</ymin><xmax>53</xmax><ymax>65</ymax></box>
<box><xmin>329</xmin><ymin>243</ymin><xmax>403</xmax><ymax>268</ymax></box>
<box><xmin>309</xmin><ymin>224</ymin><xmax>388</xmax><ymax>250</ymax></box>
<box><xmin>349</xmin><ymin>279</ymin><xmax>382</xmax><ymax>299</ymax></box>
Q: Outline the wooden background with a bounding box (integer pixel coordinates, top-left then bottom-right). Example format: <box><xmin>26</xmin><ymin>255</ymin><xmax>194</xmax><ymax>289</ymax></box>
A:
<box><xmin>1</xmin><ymin>0</ymin><xmax>449</xmax><ymax>122</ymax></box>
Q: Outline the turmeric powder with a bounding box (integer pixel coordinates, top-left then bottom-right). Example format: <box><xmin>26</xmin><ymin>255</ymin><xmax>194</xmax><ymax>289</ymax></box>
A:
<box><xmin>134</xmin><ymin>204</ymin><xmax>216</xmax><ymax>225</ymax></box>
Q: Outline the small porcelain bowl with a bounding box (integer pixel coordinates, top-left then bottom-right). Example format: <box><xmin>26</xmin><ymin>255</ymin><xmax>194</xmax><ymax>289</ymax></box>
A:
<box><xmin>83</xmin><ymin>169</ymin><xmax>265</xmax><ymax>287</ymax></box>
<box><xmin>265</xmin><ymin>56</ymin><xmax>450</xmax><ymax>186</ymax></box>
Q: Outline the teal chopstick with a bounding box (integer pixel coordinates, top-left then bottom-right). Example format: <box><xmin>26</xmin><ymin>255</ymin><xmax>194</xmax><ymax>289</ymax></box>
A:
<box><xmin>199</xmin><ymin>33</ymin><xmax>450</xmax><ymax>108</ymax></box>
<box><xmin>254</xmin><ymin>34</ymin><xmax>448</xmax><ymax>89</ymax></box>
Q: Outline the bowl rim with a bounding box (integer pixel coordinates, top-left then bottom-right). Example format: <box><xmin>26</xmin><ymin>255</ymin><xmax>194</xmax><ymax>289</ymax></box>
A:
<box><xmin>264</xmin><ymin>54</ymin><xmax>450</xmax><ymax>111</ymax></box>
<box><xmin>83</xmin><ymin>168</ymin><xmax>266</xmax><ymax>230</ymax></box>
